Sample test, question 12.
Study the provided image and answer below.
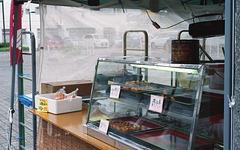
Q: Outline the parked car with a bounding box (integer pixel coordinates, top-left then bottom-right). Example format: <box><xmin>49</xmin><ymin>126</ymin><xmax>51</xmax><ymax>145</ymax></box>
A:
<box><xmin>44</xmin><ymin>35</ymin><xmax>64</xmax><ymax>50</ymax></box>
<box><xmin>83</xmin><ymin>34</ymin><xmax>109</xmax><ymax>48</ymax></box>
<box><xmin>63</xmin><ymin>37</ymin><xmax>85</xmax><ymax>48</ymax></box>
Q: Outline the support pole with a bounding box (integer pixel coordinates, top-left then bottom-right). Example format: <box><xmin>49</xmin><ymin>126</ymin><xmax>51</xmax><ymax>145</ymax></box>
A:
<box><xmin>224</xmin><ymin>0</ymin><xmax>233</xmax><ymax>149</ymax></box>
<box><xmin>2</xmin><ymin>0</ymin><xmax>6</xmax><ymax>47</ymax></box>
<box><xmin>28</xmin><ymin>11</ymin><xmax>31</xmax><ymax>31</ymax></box>
<box><xmin>8</xmin><ymin>2</ymin><xmax>19</xmax><ymax>150</ymax></box>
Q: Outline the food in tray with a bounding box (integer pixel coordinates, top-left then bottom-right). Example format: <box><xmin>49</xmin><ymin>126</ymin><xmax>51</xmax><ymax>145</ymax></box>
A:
<box><xmin>170</xmin><ymin>97</ymin><xmax>175</xmax><ymax>101</ymax></box>
<box><xmin>65</xmin><ymin>94</ymin><xmax>76</xmax><ymax>99</ymax></box>
<box><xmin>52</xmin><ymin>87</ymin><xmax>78</xmax><ymax>100</ymax></box>
<box><xmin>52</xmin><ymin>93</ymin><xmax>65</xmax><ymax>100</ymax></box>
<box><xmin>122</xmin><ymin>81</ymin><xmax>154</xmax><ymax>92</ymax></box>
<box><xmin>109</xmin><ymin>120</ymin><xmax>141</xmax><ymax>133</ymax></box>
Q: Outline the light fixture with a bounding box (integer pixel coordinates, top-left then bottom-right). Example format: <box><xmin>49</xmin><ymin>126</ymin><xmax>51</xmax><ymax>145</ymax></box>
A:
<box><xmin>130</xmin><ymin>64</ymin><xmax>200</xmax><ymax>74</ymax></box>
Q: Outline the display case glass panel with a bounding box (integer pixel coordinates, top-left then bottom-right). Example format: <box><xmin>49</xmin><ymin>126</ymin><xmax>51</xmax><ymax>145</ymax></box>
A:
<box><xmin>86</xmin><ymin>57</ymin><xmax>222</xmax><ymax>150</ymax></box>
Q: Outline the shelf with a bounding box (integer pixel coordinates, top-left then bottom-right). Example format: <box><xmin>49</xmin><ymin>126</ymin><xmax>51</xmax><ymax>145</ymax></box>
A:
<box><xmin>203</xmin><ymin>85</ymin><xmax>224</xmax><ymax>95</ymax></box>
<box><xmin>161</xmin><ymin>110</ymin><xmax>193</xmax><ymax>122</ymax></box>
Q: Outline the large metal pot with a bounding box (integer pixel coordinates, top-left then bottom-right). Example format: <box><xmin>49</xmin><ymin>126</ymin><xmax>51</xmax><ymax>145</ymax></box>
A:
<box><xmin>171</xmin><ymin>40</ymin><xmax>199</xmax><ymax>64</ymax></box>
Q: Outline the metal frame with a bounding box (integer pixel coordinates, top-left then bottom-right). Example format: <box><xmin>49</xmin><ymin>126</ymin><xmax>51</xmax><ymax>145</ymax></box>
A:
<box><xmin>123</xmin><ymin>30</ymin><xmax>148</xmax><ymax>57</ymax></box>
<box><xmin>1</xmin><ymin>0</ymin><xmax>6</xmax><ymax>47</ymax></box>
<box><xmin>8</xmin><ymin>3</ymin><xmax>20</xmax><ymax>150</ymax></box>
<box><xmin>188</xmin><ymin>65</ymin><xmax>205</xmax><ymax>150</ymax></box>
<box><xmin>86</xmin><ymin>57</ymin><xmax>206</xmax><ymax>150</ymax></box>
<box><xmin>8</xmin><ymin>0</ymin><xmax>231</xmax><ymax>150</ymax></box>
<box><xmin>86</xmin><ymin>60</ymin><xmax>100</xmax><ymax>124</ymax></box>
<box><xmin>20</xmin><ymin>31</ymin><xmax>37</xmax><ymax>150</ymax></box>
<box><xmin>224</xmin><ymin>0</ymin><xmax>233</xmax><ymax>150</ymax></box>
<box><xmin>14</xmin><ymin>31</ymin><xmax>37</xmax><ymax>150</ymax></box>
<box><xmin>123</xmin><ymin>30</ymin><xmax>149</xmax><ymax>81</ymax></box>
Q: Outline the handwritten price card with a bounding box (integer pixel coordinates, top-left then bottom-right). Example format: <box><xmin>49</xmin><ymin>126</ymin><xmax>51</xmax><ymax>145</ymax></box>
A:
<box><xmin>37</xmin><ymin>98</ymin><xmax>48</xmax><ymax>112</ymax></box>
<box><xmin>148</xmin><ymin>95</ymin><xmax>164</xmax><ymax>113</ymax></box>
<box><xmin>110</xmin><ymin>85</ymin><xmax>121</xmax><ymax>99</ymax></box>
<box><xmin>99</xmin><ymin>119</ymin><xmax>109</xmax><ymax>134</ymax></box>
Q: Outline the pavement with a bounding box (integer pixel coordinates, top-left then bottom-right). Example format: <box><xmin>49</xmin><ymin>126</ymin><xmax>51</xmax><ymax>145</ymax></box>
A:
<box><xmin>0</xmin><ymin>52</ymin><xmax>33</xmax><ymax>150</ymax></box>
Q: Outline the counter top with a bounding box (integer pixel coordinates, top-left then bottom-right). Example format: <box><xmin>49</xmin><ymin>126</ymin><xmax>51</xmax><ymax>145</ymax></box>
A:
<box><xmin>29</xmin><ymin>105</ymin><xmax>117</xmax><ymax>150</ymax></box>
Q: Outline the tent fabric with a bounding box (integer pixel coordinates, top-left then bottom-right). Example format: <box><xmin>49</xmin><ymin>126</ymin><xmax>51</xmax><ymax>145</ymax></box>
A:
<box><xmin>32</xmin><ymin>0</ymin><xmax>224</xmax><ymax>12</ymax></box>
<box><xmin>32</xmin><ymin>0</ymin><xmax>225</xmax><ymax>22</ymax></box>
<box><xmin>37</xmin><ymin>3</ymin><xmax>225</xmax><ymax>84</ymax></box>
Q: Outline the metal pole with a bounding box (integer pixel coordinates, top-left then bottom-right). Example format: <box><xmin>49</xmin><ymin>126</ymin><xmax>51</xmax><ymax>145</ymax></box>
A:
<box><xmin>2</xmin><ymin>0</ymin><xmax>6</xmax><ymax>47</ymax></box>
<box><xmin>31</xmin><ymin>31</ymin><xmax>36</xmax><ymax>150</ymax></box>
<box><xmin>177</xmin><ymin>30</ymin><xmax>188</xmax><ymax>40</ymax></box>
<box><xmin>28</xmin><ymin>11</ymin><xmax>31</xmax><ymax>31</ymax></box>
<box><xmin>230</xmin><ymin>0</ymin><xmax>235</xmax><ymax>149</ymax></box>
<box><xmin>188</xmin><ymin>65</ymin><xmax>205</xmax><ymax>150</ymax></box>
<box><xmin>17</xmin><ymin>52</ymin><xmax>25</xmax><ymax>149</ymax></box>
<box><xmin>202</xmin><ymin>38</ymin><xmax>206</xmax><ymax>60</ymax></box>
<box><xmin>224</xmin><ymin>0</ymin><xmax>232</xmax><ymax>149</ymax></box>
<box><xmin>8</xmin><ymin>3</ymin><xmax>19</xmax><ymax>150</ymax></box>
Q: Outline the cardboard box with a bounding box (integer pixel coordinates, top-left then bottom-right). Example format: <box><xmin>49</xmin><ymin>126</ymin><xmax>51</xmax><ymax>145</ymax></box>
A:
<box><xmin>35</xmin><ymin>93</ymin><xmax>82</xmax><ymax>114</ymax></box>
<box><xmin>41</xmin><ymin>80</ymin><xmax>92</xmax><ymax>96</ymax></box>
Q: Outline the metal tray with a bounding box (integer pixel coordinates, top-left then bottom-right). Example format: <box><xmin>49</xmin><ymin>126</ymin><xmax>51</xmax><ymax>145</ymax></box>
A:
<box><xmin>109</xmin><ymin>116</ymin><xmax>163</xmax><ymax>133</ymax></box>
<box><xmin>132</xmin><ymin>128</ymin><xmax>214</xmax><ymax>150</ymax></box>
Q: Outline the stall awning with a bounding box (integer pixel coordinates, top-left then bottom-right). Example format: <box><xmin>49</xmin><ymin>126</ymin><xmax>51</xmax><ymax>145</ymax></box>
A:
<box><xmin>31</xmin><ymin>0</ymin><xmax>224</xmax><ymax>12</ymax></box>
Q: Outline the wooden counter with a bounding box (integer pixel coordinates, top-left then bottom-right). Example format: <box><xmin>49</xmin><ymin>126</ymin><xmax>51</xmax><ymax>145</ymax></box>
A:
<box><xmin>29</xmin><ymin>105</ymin><xmax>117</xmax><ymax>150</ymax></box>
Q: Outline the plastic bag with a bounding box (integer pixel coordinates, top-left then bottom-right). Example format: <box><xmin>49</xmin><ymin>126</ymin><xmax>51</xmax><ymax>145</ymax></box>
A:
<box><xmin>52</xmin><ymin>86</ymin><xmax>66</xmax><ymax>100</ymax></box>
<box><xmin>65</xmin><ymin>88</ymin><xmax>79</xmax><ymax>99</ymax></box>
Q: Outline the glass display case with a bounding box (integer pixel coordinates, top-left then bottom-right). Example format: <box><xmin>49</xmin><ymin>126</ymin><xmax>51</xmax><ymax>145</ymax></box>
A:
<box><xmin>84</xmin><ymin>57</ymin><xmax>224</xmax><ymax>150</ymax></box>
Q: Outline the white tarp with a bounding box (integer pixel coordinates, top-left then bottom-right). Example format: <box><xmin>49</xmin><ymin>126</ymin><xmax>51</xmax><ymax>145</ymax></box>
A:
<box><xmin>38</xmin><ymin>3</ymin><xmax>225</xmax><ymax>90</ymax></box>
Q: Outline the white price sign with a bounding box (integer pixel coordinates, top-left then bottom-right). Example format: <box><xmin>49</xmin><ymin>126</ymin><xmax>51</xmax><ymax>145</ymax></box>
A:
<box><xmin>99</xmin><ymin>119</ymin><xmax>109</xmax><ymax>134</ymax></box>
<box><xmin>148</xmin><ymin>95</ymin><xmax>164</xmax><ymax>113</ymax></box>
<box><xmin>110</xmin><ymin>85</ymin><xmax>121</xmax><ymax>99</ymax></box>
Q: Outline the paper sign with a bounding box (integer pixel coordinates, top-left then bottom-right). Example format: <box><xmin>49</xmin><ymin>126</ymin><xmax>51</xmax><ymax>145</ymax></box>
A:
<box><xmin>99</xmin><ymin>119</ymin><xmax>109</xmax><ymax>134</ymax></box>
<box><xmin>148</xmin><ymin>95</ymin><xmax>164</xmax><ymax>113</ymax></box>
<box><xmin>110</xmin><ymin>85</ymin><xmax>121</xmax><ymax>99</ymax></box>
<box><xmin>37</xmin><ymin>98</ymin><xmax>48</xmax><ymax>112</ymax></box>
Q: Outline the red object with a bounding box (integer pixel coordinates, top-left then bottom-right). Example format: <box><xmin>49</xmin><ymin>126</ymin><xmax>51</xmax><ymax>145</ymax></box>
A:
<box><xmin>10</xmin><ymin>0</ymin><xmax>22</xmax><ymax>66</ymax></box>
<box><xmin>44</xmin><ymin>35</ymin><xmax>64</xmax><ymax>50</ymax></box>
<box><xmin>133</xmin><ymin>128</ymin><xmax>214</xmax><ymax>150</ymax></box>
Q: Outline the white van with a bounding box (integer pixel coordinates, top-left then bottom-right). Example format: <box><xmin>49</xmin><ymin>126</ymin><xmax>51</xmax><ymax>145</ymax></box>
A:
<box><xmin>83</xmin><ymin>34</ymin><xmax>109</xmax><ymax>48</ymax></box>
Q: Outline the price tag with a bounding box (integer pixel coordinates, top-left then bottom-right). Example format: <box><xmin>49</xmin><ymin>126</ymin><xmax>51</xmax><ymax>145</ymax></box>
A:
<box><xmin>99</xmin><ymin>119</ymin><xmax>109</xmax><ymax>134</ymax></box>
<box><xmin>37</xmin><ymin>98</ymin><xmax>48</xmax><ymax>112</ymax></box>
<box><xmin>110</xmin><ymin>85</ymin><xmax>121</xmax><ymax>99</ymax></box>
<box><xmin>148</xmin><ymin>95</ymin><xmax>164</xmax><ymax>113</ymax></box>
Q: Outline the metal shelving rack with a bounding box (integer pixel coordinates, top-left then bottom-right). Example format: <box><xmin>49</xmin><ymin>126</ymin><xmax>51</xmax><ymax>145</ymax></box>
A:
<box><xmin>17</xmin><ymin>31</ymin><xmax>37</xmax><ymax>150</ymax></box>
<box><xmin>8</xmin><ymin>31</ymin><xmax>37</xmax><ymax>150</ymax></box>
<box><xmin>8</xmin><ymin>1</ymin><xmax>37</xmax><ymax>149</ymax></box>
